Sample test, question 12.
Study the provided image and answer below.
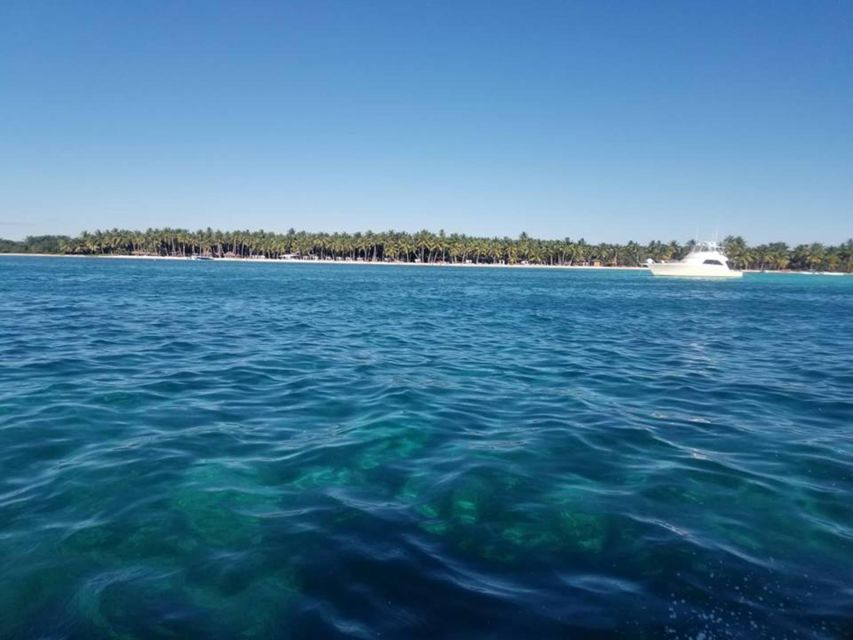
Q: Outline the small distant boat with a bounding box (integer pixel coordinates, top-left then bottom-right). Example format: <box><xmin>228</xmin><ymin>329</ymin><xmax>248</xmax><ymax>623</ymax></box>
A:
<box><xmin>647</xmin><ymin>241</ymin><xmax>742</xmax><ymax>279</ymax></box>
<box><xmin>190</xmin><ymin>255</ymin><xmax>213</xmax><ymax>261</ymax></box>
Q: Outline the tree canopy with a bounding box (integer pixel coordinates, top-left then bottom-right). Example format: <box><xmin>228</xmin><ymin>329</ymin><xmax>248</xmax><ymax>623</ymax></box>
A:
<box><xmin>1</xmin><ymin>229</ymin><xmax>852</xmax><ymax>272</ymax></box>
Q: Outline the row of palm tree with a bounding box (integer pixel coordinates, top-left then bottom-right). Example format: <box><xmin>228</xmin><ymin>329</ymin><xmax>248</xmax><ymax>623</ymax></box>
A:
<box><xmin>4</xmin><ymin>228</ymin><xmax>853</xmax><ymax>272</ymax></box>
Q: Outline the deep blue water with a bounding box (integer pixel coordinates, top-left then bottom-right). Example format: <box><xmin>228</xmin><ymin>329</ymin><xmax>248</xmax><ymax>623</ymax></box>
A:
<box><xmin>1</xmin><ymin>257</ymin><xmax>852</xmax><ymax>639</ymax></box>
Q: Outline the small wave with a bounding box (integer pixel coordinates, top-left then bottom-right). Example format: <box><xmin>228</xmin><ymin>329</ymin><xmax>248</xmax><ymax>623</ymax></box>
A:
<box><xmin>1</xmin><ymin>259</ymin><xmax>852</xmax><ymax>638</ymax></box>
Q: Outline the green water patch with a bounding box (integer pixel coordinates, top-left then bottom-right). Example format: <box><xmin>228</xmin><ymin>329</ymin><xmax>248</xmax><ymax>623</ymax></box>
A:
<box><xmin>58</xmin><ymin>506</ymin><xmax>189</xmax><ymax>560</ymax></box>
<box><xmin>393</xmin><ymin>473</ymin><xmax>446</xmax><ymax>533</ymax></box>
<box><xmin>499</xmin><ymin>520</ymin><xmax>561</xmax><ymax>550</ymax></box>
<box><xmin>419</xmin><ymin>520</ymin><xmax>449</xmax><ymax>535</ymax></box>
<box><xmin>454</xmin><ymin>511</ymin><xmax>563</xmax><ymax>565</ymax></box>
<box><xmin>414</xmin><ymin>502</ymin><xmax>439</xmax><ymax>519</ymax></box>
<box><xmin>70</xmin><ymin>561</ymin><xmax>300</xmax><ymax>640</ymax></box>
<box><xmin>0</xmin><ymin>559</ymin><xmax>88</xmax><ymax>639</ymax></box>
<box><xmin>396</xmin><ymin>473</ymin><xmax>429</xmax><ymax>504</ymax></box>
<box><xmin>169</xmin><ymin>463</ymin><xmax>279</xmax><ymax>548</ymax></box>
<box><xmin>72</xmin><ymin>567</ymin><xmax>166</xmax><ymax>640</ymax></box>
<box><xmin>556</xmin><ymin>507</ymin><xmax>607</xmax><ymax>553</ymax></box>
<box><xmin>707</xmin><ymin>520</ymin><xmax>768</xmax><ymax>561</ymax></box>
<box><xmin>443</xmin><ymin>469</ymin><xmax>533</xmax><ymax>530</ymax></box>
<box><xmin>184</xmin><ymin>566</ymin><xmax>300</xmax><ymax>638</ymax></box>
<box><xmin>400</xmin><ymin>467</ymin><xmax>570</xmax><ymax>564</ymax></box>
<box><xmin>355</xmin><ymin>427</ymin><xmax>428</xmax><ymax>471</ymax></box>
<box><xmin>700</xmin><ymin>482</ymin><xmax>853</xmax><ymax>567</ymax></box>
<box><xmin>61</xmin><ymin>521</ymin><xmax>126</xmax><ymax>556</ymax></box>
<box><xmin>449</xmin><ymin>478</ymin><xmax>488</xmax><ymax>527</ymax></box>
<box><xmin>277</xmin><ymin>422</ymin><xmax>429</xmax><ymax>499</ymax></box>
<box><xmin>287</xmin><ymin>466</ymin><xmax>361</xmax><ymax>491</ymax></box>
<box><xmin>640</xmin><ymin>480</ymin><xmax>707</xmax><ymax>507</ymax></box>
<box><xmin>458</xmin><ymin>538</ymin><xmax>519</xmax><ymax>565</ymax></box>
<box><xmin>544</xmin><ymin>485</ymin><xmax>611</xmax><ymax>555</ymax></box>
<box><xmin>408</xmin><ymin>471</ymin><xmax>493</xmax><ymax>533</ymax></box>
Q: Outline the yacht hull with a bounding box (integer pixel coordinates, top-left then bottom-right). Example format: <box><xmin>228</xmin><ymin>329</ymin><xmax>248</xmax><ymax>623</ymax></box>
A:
<box><xmin>648</xmin><ymin>263</ymin><xmax>742</xmax><ymax>278</ymax></box>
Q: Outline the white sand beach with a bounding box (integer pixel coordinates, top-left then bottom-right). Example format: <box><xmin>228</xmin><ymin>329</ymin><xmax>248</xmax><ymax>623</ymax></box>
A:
<box><xmin>0</xmin><ymin>253</ymin><xmax>649</xmax><ymax>271</ymax></box>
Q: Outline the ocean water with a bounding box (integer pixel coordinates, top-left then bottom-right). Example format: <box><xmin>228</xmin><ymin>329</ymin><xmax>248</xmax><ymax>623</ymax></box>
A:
<box><xmin>1</xmin><ymin>257</ymin><xmax>852</xmax><ymax>639</ymax></box>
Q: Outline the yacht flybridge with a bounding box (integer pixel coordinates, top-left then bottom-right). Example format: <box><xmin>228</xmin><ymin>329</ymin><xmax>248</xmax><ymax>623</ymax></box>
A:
<box><xmin>647</xmin><ymin>242</ymin><xmax>742</xmax><ymax>278</ymax></box>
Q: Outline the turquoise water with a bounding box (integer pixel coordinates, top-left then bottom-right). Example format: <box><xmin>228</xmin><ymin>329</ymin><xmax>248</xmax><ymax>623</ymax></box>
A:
<box><xmin>1</xmin><ymin>257</ymin><xmax>852</xmax><ymax>639</ymax></box>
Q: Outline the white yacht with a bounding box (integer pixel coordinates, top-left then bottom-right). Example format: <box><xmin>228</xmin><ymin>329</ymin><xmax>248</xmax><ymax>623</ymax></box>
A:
<box><xmin>647</xmin><ymin>241</ymin><xmax>742</xmax><ymax>278</ymax></box>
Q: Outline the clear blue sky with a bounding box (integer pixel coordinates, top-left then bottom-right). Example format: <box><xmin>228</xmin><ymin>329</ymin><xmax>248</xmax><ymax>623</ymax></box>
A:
<box><xmin>1</xmin><ymin>1</ymin><xmax>850</xmax><ymax>244</ymax></box>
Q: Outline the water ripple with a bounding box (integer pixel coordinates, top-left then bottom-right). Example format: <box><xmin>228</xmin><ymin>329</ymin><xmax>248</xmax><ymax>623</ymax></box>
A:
<box><xmin>1</xmin><ymin>257</ymin><xmax>852</xmax><ymax>638</ymax></box>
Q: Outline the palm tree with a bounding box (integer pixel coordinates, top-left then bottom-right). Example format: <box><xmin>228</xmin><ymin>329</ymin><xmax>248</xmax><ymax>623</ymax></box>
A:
<box><xmin>723</xmin><ymin>236</ymin><xmax>748</xmax><ymax>270</ymax></box>
<box><xmin>13</xmin><ymin>227</ymin><xmax>853</xmax><ymax>274</ymax></box>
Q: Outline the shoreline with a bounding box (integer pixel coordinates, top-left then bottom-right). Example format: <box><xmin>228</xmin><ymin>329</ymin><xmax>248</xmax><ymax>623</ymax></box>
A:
<box><xmin>2</xmin><ymin>253</ymin><xmax>849</xmax><ymax>275</ymax></box>
<box><xmin>0</xmin><ymin>253</ymin><xmax>648</xmax><ymax>271</ymax></box>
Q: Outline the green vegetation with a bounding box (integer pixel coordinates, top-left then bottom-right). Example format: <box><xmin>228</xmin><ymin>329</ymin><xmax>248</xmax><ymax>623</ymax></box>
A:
<box><xmin>0</xmin><ymin>235</ymin><xmax>71</xmax><ymax>254</ymax></box>
<box><xmin>2</xmin><ymin>228</ymin><xmax>852</xmax><ymax>272</ymax></box>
